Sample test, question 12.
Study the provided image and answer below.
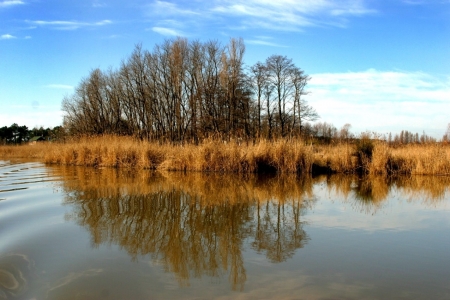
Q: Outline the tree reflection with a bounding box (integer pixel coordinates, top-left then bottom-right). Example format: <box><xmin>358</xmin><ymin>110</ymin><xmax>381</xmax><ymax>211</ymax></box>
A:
<box><xmin>252</xmin><ymin>176</ymin><xmax>311</xmax><ymax>262</ymax></box>
<box><xmin>55</xmin><ymin>167</ymin><xmax>314</xmax><ymax>290</ymax></box>
<box><xmin>49</xmin><ymin>166</ymin><xmax>450</xmax><ymax>289</ymax></box>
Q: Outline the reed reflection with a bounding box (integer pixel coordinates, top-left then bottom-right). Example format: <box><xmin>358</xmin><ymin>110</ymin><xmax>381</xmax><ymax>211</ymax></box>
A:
<box><xmin>322</xmin><ymin>174</ymin><xmax>450</xmax><ymax>214</ymax></box>
<box><xmin>51</xmin><ymin>166</ymin><xmax>450</xmax><ymax>289</ymax></box>
<box><xmin>393</xmin><ymin>176</ymin><xmax>450</xmax><ymax>203</ymax></box>
<box><xmin>54</xmin><ymin>167</ymin><xmax>314</xmax><ymax>290</ymax></box>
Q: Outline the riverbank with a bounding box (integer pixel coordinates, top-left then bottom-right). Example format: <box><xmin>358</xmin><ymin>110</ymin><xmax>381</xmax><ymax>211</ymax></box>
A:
<box><xmin>1</xmin><ymin>135</ymin><xmax>449</xmax><ymax>175</ymax></box>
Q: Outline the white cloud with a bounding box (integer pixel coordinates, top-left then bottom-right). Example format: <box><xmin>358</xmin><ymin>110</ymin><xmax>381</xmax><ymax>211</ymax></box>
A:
<box><xmin>148</xmin><ymin>2</ymin><xmax>200</xmax><ymax>36</ymax></box>
<box><xmin>247</xmin><ymin>39</ymin><xmax>287</xmax><ymax>47</ymax></box>
<box><xmin>151</xmin><ymin>26</ymin><xmax>184</xmax><ymax>37</ymax></box>
<box><xmin>215</xmin><ymin>0</ymin><xmax>374</xmax><ymax>29</ymax></box>
<box><xmin>142</xmin><ymin>0</ymin><xmax>378</xmax><ymax>45</ymax></box>
<box><xmin>0</xmin><ymin>0</ymin><xmax>24</xmax><ymax>8</ymax></box>
<box><xmin>330</xmin><ymin>7</ymin><xmax>375</xmax><ymax>16</ymax></box>
<box><xmin>212</xmin><ymin>1</ymin><xmax>315</xmax><ymax>29</ymax></box>
<box><xmin>1</xmin><ymin>33</ymin><xmax>16</xmax><ymax>39</ymax></box>
<box><xmin>233</xmin><ymin>0</ymin><xmax>375</xmax><ymax>28</ymax></box>
<box><xmin>307</xmin><ymin>69</ymin><xmax>450</xmax><ymax>137</ymax></box>
<box><xmin>149</xmin><ymin>1</ymin><xmax>199</xmax><ymax>16</ymax></box>
<box><xmin>27</xmin><ymin>19</ymin><xmax>112</xmax><ymax>30</ymax></box>
<box><xmin>147</xmin><ymin>0</ymin><xmax>376</xmax><ymax>33</ymax></box>
<box><xmin>44</xmin><ymin>84</ymin><xmax>74</xmax><ymax>90</ymax></box>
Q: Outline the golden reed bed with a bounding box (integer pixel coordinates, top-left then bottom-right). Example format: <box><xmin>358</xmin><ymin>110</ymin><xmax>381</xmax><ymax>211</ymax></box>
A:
<box><xmin>1</xmin><ymin>135</ymin><xmax>450</xmax><ymax>175</ymax></box>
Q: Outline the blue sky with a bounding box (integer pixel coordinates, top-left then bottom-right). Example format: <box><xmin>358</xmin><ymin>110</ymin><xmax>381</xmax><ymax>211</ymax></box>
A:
<box><xmin>1</xmin><ymin>0</ymin><xmax>449</xmax><ymax>138</ymax></box>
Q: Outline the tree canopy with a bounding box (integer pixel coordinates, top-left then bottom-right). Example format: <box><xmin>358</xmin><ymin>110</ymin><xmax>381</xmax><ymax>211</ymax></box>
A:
<box><xmin>62</xmin><ymin>38</ymin><xmax>318</xmax><ymax>142</ymax></box>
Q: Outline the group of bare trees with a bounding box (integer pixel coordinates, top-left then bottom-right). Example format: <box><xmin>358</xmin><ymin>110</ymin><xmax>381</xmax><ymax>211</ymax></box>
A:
<box><xmin>62</xmin><ymin>38</ymin><xmax>318</xmax><ymax>142</ymax></box>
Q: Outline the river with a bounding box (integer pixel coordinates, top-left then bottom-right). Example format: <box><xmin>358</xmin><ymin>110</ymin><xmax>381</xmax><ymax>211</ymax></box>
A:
<box><xmin>0</xmin><ymin>160</ymin><xmax>449</xmax><ymax>299</ymax></box>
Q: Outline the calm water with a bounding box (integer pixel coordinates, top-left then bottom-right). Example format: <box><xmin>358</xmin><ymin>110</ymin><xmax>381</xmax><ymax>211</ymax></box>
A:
<box><xmin>1</xmin><ymin>160</ymin><xmax>450</xmax><ymax>300</ymax></box>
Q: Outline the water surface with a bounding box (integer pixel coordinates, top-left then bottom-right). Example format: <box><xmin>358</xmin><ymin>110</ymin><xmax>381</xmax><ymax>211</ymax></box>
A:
<box><xmin>0</xmin><ymin>160</ymin><xmax>449</xmax><ymax>299</ymax></box>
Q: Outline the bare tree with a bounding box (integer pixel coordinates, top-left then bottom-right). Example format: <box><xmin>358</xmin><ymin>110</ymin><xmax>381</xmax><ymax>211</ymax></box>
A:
<box><xmin>223</xmin><ymin>38</ymin><xmax>248</xmax><ymax>138</ymax></box>
<box><xmin>62</xmin><ymin>38</ymin><xmax>317</xmax><ymax>143</ymax></box>
<box><xmin>265</xmin><ymin>55</ymin><xmax>296</xmax><ymax>137</ymax></box>
<box><xmin>250</xmin><ymin>62</ymin><xmax>269</xmax><ymax>138</ymax></box>
<box><xmin>291</xmin><ymin>67</ymin><xmax>317</xmax><ymax>136</ymax></box>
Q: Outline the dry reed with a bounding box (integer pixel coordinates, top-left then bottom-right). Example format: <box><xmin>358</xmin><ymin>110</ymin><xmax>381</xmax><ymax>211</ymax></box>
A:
<box><xmin>0</xmin><ymin>136</ymin><xmax>314</xmax><ymax>173</ymax></box>
<box><xmin>313</xmin><ymin>144</ymin><xmax>356</xmax><ymax>173</ymax></box>
<box><xmin>1</xmin><ymin>136</ymin><xmax>450</xmax><ymax>175</ymax></box>
<box><xmin>389</xmin><ymin>143</ymin><xmax>450</xmax><ymax>175</ymax></box>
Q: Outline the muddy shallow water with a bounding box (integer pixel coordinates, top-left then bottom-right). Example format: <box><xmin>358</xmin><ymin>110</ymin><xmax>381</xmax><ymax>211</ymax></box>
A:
<box><xmin>0</xmin><ymin>160</ymin><xmax>449</xmax><ymax>299</ymax></box>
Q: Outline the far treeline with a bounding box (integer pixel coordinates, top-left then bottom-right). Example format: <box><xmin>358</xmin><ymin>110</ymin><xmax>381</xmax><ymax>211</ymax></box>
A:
<box><xmin>0</xmin><ymin>124</ymin><xmax>63</xmax><ymax>145</ymax></box>
<box><xmin>62</xmin><ymin>37</ymin><xmax>319</xmax><ymax>142</ymax></box>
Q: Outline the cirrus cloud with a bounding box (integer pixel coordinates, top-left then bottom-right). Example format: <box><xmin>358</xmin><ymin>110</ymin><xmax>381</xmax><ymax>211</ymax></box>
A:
<box><xmin>26</xmin><ymin>19</ymin><xmax>112</xmax><ymax>30</ymax></box>
<box><xmin>148</xmin><ymin>0</ymin><xmax>376</xmax><ymax>34</ymax></box>
<box><xmin>150</xmin><ymin>26</ymin><xmax>184</xmax><ymax>37</ymax></box>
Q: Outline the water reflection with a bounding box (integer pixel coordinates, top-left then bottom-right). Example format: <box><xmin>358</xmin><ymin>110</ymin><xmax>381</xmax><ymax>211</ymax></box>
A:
<box><xmin>394</xmin><ymin>175</ymin><xmax>450</xmax><ymax>203</ymax></box>
<box><xmin>49</xmin><ymin>166</ymin><xmax>450</xmax><ymax>290</ymax></box>
<box><xmin>321</xmin><ymin>174</ymin><xmax>450</xmax><ymax>214</ymax></box>
<box><xmin>53</xmin><ymin>167</ymin><xmax>314</xmax><ymax>290</ymax></box>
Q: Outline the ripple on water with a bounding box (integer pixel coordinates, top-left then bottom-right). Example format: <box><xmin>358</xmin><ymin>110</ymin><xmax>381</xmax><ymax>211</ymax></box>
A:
<box><xmin>0</xmin><ymin>161</ymin><xmax>64</xmax><ymax>250</ymax></box>
<box><xmin>0</xmin><ymin>187</ymin><xmax>29</xmax><ymax>193</ymax></box>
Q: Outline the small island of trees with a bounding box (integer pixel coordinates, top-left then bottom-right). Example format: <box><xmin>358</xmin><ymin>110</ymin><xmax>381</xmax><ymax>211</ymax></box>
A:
<box><xmin>62</xmin><ymin>38</ymin><xmax>318</xmax><ymax>142</ymax></box>
<box><xmin>1</xmin><ymin>38</ymin><xmax>449</xmax><ymax>176</ymax></box>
